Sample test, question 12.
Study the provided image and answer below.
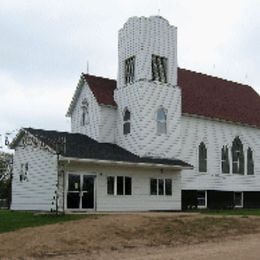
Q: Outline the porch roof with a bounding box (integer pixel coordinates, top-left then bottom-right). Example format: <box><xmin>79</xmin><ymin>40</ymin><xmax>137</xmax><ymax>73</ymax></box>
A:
<box><xmin>22</xmin><ymin>128</ymin><xmax>192</xmax><ymax>169</ymax></box>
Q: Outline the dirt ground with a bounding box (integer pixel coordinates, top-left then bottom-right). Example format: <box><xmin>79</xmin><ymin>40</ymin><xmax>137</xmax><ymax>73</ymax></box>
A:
<box><xmin>1</xmin><ymin>213</ymin><xmax>260</xmax><ymax>259</ymax></box>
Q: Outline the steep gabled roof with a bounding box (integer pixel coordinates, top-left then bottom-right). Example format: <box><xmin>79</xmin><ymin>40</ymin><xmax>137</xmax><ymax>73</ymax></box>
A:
<box><xmin>71</xmin><ymin>69</ymin><xmax>260</xmax><ymax>128</ymax></box>
<box><xmin>83</xmin><ymin>74</ymin><xmax>116</xmax><ymax>106</ymax></box>
<box><xmin>17</xmin><ymin>128</ymin><xmax>191</xmax><ymax>168</ymax></box>
<box><xmin>66</xmin><ymin>74</ymin><xmax>116</xmax><ymax>116</ymax></box>
<box><xmin>179</xmin><ymin>68</ymin><xmax>260</xmax><ymax>128</ymax></box>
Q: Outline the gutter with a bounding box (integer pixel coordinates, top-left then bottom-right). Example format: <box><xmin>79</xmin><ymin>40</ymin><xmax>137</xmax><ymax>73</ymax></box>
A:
<box><xmin>59</xmin><ymin>156</ymin><xmax>193</xmax><ymax>170</ymax></box>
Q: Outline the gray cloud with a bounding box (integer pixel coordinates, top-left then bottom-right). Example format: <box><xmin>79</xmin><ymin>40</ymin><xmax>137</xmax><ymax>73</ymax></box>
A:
<box><xmin>0</xmin><ymin>0</ymin><xmax>259</xmax><ymax>150</ymax></box>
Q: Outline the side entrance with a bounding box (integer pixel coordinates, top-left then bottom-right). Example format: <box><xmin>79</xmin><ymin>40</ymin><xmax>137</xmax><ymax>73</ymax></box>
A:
<box><xmin>66</xmin><ymin>173</ymin><xmax>96</xmax><ymax>211</ymax></box>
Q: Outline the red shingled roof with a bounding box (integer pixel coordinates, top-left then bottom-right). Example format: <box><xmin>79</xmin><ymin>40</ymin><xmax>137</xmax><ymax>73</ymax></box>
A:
<box><xmin>83</xmin><ymin>74</ymin><xmax>117</xmax><ymax>106</ymax></box>
<box><xmin>179</xmin><ymin>68</ymin><xmax>260</xmax><ymax>127</ymax></box>
<box><xmin>83</xmin><ymin>69</ymin><xmax>260</xmax><ymax>128</ymax></box>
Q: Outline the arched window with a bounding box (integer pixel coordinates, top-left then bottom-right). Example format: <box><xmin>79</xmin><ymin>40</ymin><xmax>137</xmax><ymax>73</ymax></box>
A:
<box><xmin>81</xmin><ymin>99</ymin><xmax>88</xmax><ymax>126</ymax></box>
<box><xmin>232</xmin><ymin>137</ymin><xmax>244</xmax><ymax>174</ymax></box>
<box><xmin>247</xmin><ymin>148</ymin><xmax>254</xmax><ymax>175</ymax></box>
<box><xmin>123</xmin><ymin>109</ymin><xmax>131</xmax><ymax>135</ymax></box>
<box><xmin>157</xmin><ymin>108</ymin><xmax>167</xmax><ymax>134</ymax></box>
<box><xmin>221</xmin><ymin>145</ymin><xmax>230</xmax><ymax>174</ymax></box>
<box><xmin>199</xmin><ymin>142</ymin><xmax>207</xmax><ymax>172</ymax></box>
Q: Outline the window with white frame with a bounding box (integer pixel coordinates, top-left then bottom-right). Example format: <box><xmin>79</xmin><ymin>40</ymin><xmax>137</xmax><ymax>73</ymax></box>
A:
<box><xmin>123</xmin><ymin>109</ymin><xmax>131</xmax><ymax>135</ymax></box>
<box><xmin>157</xmin><ymin>107</ymin><xmax>167</xmax><ymax>134</ymax></box>
<box><xmin>107</xmin><ymin>176</ymin><xmax>132</xmax><ymax>195</ymax></box>
<box><xmin>150</xmin><ymin>178</ymin><xmax>172</xmax><ymax>196</ymax></box>
<box><xmin>80</xmin><ymin>98</ymin><xmax>89</xmax><ymax>126</ymax></box>
<box><xmin>19</xmin><ymin>162</ymin><xmax>29</xmax><ymax>182</ymax></box>
<box><xmin>197</xmin><ymin>191</ymin><xmax>207</xmax><ymax>208</ymax></box>
<box><xmin>221</xmin><ymin>145</ymin><xmax>230</xmax><ymax>174</ymax></box>
<box><xmin>232</xmin><ymin>137</ymin><xmax>244</xmax><ymax>175</ymax></box>
<box><xmin>199</xmin><ymin>142</ymin><xmax>207</xmax><ymax>172</ymax></box>
<box><xmin>151</xmin><ymin>55</ymin><xmax>167</xmax><ymax>83</ymax></box>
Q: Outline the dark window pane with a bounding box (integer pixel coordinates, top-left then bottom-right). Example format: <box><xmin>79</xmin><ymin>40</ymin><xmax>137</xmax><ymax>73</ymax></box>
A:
<box><xmin>117</xmin><ymin>176</ymin><xmax>124</xmax><ymax>195</ymax></box>
<box><xmin>165</xmin><ymin>179</ymin><xmax>172</xmax><ymax>195</ymax></box>
<box><xmin>199</xmin><ymin>142</ymin><xmax>207</xmax><ymax>172</ymax></box>
<box><xmin>221</xmin><ymin>146</ymin><xmax>230</xmax><ymax>174</ymax></box>
<box><xmin>107</xmin><ymin>176</ymin><xmax>114</xmax><ymax>195</ymax></box>
<box><xmin>232</xmin><ymin>137</ymin><xmax>244</xmax><ymax>174</ymax></box>
<box><xmin>151</xmin><ymin>55</ymin><xmax>167</xmax><ymax>83</ymax></box>
<box><xmin>125</xmin><ymin>56</ymin><xmax>135</xmax><ymax>84</ymax></box>
<box><xmin>123</xmin><ymin>122</ymin><xmax>130</xmax><ymax>135</ymax></box>
<box><xmin>125</xmin><ymin>177</ymin><xmax>132</xmax><ymax>195</ymax></box>
<box><xmin>197</xmin><ymin>191</ymin><xmax>206</xmax><ymax>207</ymax></box>
<box><xmin>67</xmin><ymin>193</ymin><xmax>80</xmax><ymax>209</ymax></box>
<box><xmin>124</xmin><ymin>110</ymin><xmax>130</xmax><ymax>121</ymax></box>
<box><xmin>150</xmin><ymin>179</ymin><xmax>157</xmax><ymax>195</ymax></box>
<box><xmin>247</xmin><ymin>148</ymin><xmax>254</xmax><ymax>175</ymax></box>
<box><xmin>234</xmin><ymin>192</ymin><xmax>242</xmax><ymax>206</ymax></box>
<box><xmin>158</xmin><ymin>179</ymin><xmax>164</xmax><ymax>195</ymax></box>
<box><xmin>68</xmin><ymin>174</ymin><xmax>80</xmax><ymax>191</ymax></box>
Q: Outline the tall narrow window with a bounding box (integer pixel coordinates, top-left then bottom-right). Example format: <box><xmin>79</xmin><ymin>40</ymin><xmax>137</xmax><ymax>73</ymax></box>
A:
<box><xmin>221</xmin><ymin>146</ymin><xmax>230</xmax><ymax>173</ymax></box>
<box><xmin>152</xmin><ymin>55</ymin><xmax>167</xmax><ymax>83</ymax></box>
<box><xmin>157</xmin><ymin>108</ymin><xmax>167</xmax><ymax>134</ymax></box>
<box><xmin>81</xmin><ymin>98</ymin><xmax>88</xmax><ymax>126</ymax></box>
<box><xmin>123</xmin><ymin>109</ymin><xmax>131</xmax><ymax>135</ymax></box>
<box><xmin>247</xmin><ymin>148</ymin><xmax>254</xmax><ymax>175</ymax></box>
<box><xmin>125</xmin><ymin>56</ymin><xmax>135</xmax><ymax>84</ymax></box>
<box><xmin>232</xmin><ymin>137</ymin><xmax>244</xmax><ymax>174</ymax></box>
<box><xmin>199</xmin><ymin>142</ymin><xmax>207</xmax><ymax>172</ymax></box>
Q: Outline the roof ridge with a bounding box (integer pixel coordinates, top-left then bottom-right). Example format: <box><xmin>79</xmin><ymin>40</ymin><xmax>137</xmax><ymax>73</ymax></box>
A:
<box><xmin>179</xmin><ymin>67</ymin><xmax>252</xmax><ymax>89</ymax></box>
<box><xmin>83</xmin><ymin>73</ymin><xmax>116</xmax><ymax>82</ymax></box>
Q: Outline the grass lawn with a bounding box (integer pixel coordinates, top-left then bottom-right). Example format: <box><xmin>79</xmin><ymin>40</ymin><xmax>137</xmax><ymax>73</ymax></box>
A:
<box><xmin>0</xmin><ymin>210</ymin><xmax>91</xmax><ymax>234</ymax></box>
<box><xmin>200</xmin><ymin>208</ymin><xmax>260</xmax><ymax>216</ymax></box>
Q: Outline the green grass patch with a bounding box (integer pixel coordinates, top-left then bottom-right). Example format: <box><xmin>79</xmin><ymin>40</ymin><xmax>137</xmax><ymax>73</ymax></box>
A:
<box><xmin>200</xmin><ymin>209</ymin><xmax>260</xmax><ymax>216</ymax></box>
<box><xmin>0</xmin><ymin>210</ymin><xmax>92</xmax><ymax>234</ymax></box>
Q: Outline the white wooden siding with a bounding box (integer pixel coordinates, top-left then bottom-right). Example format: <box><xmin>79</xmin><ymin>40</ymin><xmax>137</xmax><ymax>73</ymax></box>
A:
<box><xmin>114</xmin><ymin>82</ymin><xmax>182</xmax><ymax>157</ymax></box>
<box><xmin>180</xmin><ymin>115</ymin><xmax>260</xmax><ymax>191</ymax></box>
<box><xmin>70</xmin><ymin>82</ymin><xmax>101</xmax><ymax>141</ymax></box>
<box><xmin>99</xmin><ymin>105</ymin><xmax>116</xmax><ymax>143</ymax></box>
<box><xmin>65</xmin><ymin>163</ymin><xmax>181</xmax><ymax>211</ymax></box>
<box><xmin>11</xmin><ymin>141</ymin><xmax>57</xmax><ymax>211</ymax></box>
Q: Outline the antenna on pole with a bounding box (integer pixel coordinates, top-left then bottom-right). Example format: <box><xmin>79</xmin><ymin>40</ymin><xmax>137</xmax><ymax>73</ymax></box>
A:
<box><xmin>86</xmin><ymin>61</ymin><xmax>89</xmax><ymax>74</ymax></box>
<box><xmin>157</xmin><ymin>0</ymin><xmax>161</xmax><ymax>15</ymax></box>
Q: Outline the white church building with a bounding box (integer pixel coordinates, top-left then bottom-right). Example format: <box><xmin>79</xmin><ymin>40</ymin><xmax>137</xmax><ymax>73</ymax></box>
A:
<box><xmin>10</xmin><ymin>16</ymin><xmax>260</xmax><ymax>212</ymax></box>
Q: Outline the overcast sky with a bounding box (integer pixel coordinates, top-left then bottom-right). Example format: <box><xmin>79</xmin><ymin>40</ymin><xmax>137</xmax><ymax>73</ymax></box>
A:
<box><xmin>0</xmin><ymin>0</ymin><xmax>260</xmax><ymax>150</ymax></box>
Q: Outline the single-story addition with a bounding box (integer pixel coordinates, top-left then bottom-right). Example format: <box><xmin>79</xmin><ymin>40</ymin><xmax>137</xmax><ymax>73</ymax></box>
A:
<box><xmin>10</xmin><ymin>128</ymin><xmax>192</xmax><ymax>212</ymax></box>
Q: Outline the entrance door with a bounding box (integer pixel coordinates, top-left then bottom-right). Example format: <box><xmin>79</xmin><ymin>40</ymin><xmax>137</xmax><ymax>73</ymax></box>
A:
<box><xmin>82</xmin><ymin>175</ymin><xmax>94</xmax><ymax>209</ymax></box>
<box><xmin>67</xmin><ymin>174</ymin><xmax>95</xmax><ymax>210</ymax></box>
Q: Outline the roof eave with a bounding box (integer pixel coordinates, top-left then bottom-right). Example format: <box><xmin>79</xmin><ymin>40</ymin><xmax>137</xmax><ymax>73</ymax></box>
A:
<box><xmin>59</xmin><ymin>156</ymin><xmax>193</xmax><ymax>170</ymax></box>
<box><xmin>182</xmin><ymin>112</ymin><xmax>260</xmax><ymax>129</ymax></box>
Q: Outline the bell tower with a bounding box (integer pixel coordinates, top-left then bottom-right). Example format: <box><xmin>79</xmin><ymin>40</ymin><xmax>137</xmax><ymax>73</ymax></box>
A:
<box><xmin>117</xmin><ymin>16</ymin><xmax>177</xmax><ymax>88</ymax></box>
<box><xmin>114</xmin><ymin>16</ymin><xmax>181</xmax><ymax>158</ymax></box>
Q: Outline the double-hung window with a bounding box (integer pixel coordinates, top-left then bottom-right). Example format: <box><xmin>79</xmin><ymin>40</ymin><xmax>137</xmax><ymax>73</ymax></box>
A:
<box><xmin>107</xmin><ymin>176</ymin><xmax>132</xmax><ymax>195</ymax></box>
<box><xmin>150</xmin><ymin>178</ymin><xmax>172</xmax><ymax>196</ymax></box>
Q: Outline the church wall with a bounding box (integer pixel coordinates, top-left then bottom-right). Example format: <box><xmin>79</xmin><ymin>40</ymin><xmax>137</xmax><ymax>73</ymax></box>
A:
<box><xmin>114</xmin><ymin>82</ymin><xmax>182</xmax><ymax>158</ymax></box>
<box><xmin>179</xmin><ymin>115</ymin><xmax>260</xmax><ymax>192</ymax></box>
<box><xmin>11</xmin><ymin>142</ymin><xmax>57</xmax><ymax>211</ymax></box>
<box><xmin>64</xmin><ymin>162</ymin><xmax>181</xmax><ymax>211</ymax></box>
<box><xmin>99</xmin><ymin>105</ymin><xmax>116</xmax><ymax>143</ymax></box>
<box><xmin>70</xmin><ymin>83</ymin><xmax>101</xmax><ymax>141</ymax></box>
